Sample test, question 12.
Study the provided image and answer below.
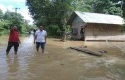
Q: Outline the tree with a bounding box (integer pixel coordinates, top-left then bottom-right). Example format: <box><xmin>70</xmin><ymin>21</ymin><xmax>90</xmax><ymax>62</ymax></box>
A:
<box><xmin>26</xmin><ymin>0</ymin><xmax>125</xmax><ymax>37</ymax></box>
<box><xmin>27</xmin><ymin>0</ymin><xmax>82</xmax><ymax>28</ymax></box>
<box><xmin>92</xmin><ymin>0</ymin><xmax>123</xmax><ymax>16</ymax></box>
<box><xmin>0</xmin><ymin>10</ymin><xmax>33</xmax><ymax>33</ymax></box>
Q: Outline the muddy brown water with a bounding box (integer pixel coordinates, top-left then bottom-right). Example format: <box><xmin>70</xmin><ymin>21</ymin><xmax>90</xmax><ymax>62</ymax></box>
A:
<box><xmin>0</xmin><ymin>34</ymin><xmax>125</xmax><ymax>80</ymax></box>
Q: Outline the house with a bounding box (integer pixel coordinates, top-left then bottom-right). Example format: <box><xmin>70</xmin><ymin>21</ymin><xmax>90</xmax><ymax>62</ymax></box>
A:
<box><xmin>67</xmin><ymin>11</ymin><xmax>125</xmax><ymax>41</ymax></box>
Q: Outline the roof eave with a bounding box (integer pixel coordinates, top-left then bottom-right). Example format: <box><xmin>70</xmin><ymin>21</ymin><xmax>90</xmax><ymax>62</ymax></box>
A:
<box><xmin>66</xmin><ymin>12</ymin><xmax>77</xmax><ymax>25</ymax></box>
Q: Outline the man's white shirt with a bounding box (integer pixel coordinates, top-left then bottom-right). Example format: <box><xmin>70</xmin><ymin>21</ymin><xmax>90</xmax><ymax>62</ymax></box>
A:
<box><xmin>35</xmin><ymin>30</ymin><xmax>47</xmax><ymax>42</ymax></box>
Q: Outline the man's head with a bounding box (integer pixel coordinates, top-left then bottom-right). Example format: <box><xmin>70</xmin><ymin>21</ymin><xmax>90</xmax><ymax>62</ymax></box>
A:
<box><xmin>39</xmin><ymin>26</ymin><xmax>43</xmax><ymax>31</ymax></box>
<box><xmin>11</xmin><ymin>25</ymin><xmax>17</xmax><ymax>30</ymax></box>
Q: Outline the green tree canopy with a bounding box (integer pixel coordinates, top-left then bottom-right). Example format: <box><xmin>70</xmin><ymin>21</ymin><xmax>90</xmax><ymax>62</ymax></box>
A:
<box><xmin>26</xmin><ymin>0</ymin><xmax>125</xmax><ymax>37</ymax></box>
<box><xmin>0</xmin><ymin>10</ymin><xmax>35</xmax><ymax>34</ymax></box>
<box><xmin>92</xmin><ymin>0</ymin><xmax>123</xmax><ymax>16</ymax></box>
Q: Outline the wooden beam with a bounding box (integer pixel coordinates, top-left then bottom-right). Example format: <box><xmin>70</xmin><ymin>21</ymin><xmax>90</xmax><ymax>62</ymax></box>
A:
<box><xmin>70</xmin><ymin>47</ymin><xmax>104</xmax><ymax>56</ymax></box>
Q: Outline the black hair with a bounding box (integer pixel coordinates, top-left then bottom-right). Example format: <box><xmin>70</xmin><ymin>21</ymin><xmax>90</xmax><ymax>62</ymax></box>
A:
<box><xmin>33</xmin><ymin>29</ymin><xmax>36</xmax><ymax>33</ymax></box>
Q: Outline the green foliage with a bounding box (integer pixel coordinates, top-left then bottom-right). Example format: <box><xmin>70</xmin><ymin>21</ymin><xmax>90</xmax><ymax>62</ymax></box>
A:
<box><xmin>26</xmin><ymin>0</ymin><xmax>74</xmax><ymax>31</ymax></box>
<box><xmin>107</xmin><ymin>6</ymin><xmax>123</xmax><ymax>16</ymax></box>
<box><xmin>26</xmin><ymin>0</ymin><xmax>125</xmax><ymax>37</ymax></box>
<box><xmin>122</xmin><ymin>0</ymin><xmax>125</xmax><ymax>18</ymax></box>
<box><xmin>3</xmin><ymin>11</ymin><xmax>16</xmax><ymax>20</ymax></box>
<box><xmin>0</xmin><ymin>10</ymin><xmax>34</xmax><ymax>35</ymax></box>
<box><xmin>0</xmin><ymin>29</ymin><xmax>9</xmax><ymax>36</ymax></box>
<box><xmin>71</xmin><ymin>0</ymin><xmax>93</xmax><ymax>12</ymax></box>
<box><xmin>45</xmin><ymin>25</ymin><xmax>61</xmax><ymax>37</ymax></box>
<box><xmin>21</xmin><ymin>24</ymin><xmax>36</xmax><ymax>33</ymax></box>
<box><xmin>93</xmin><ymin>0</ymin><xmax>123</xmax><ymax>16</ymax></box>
<box><xmin>45</xmin><ymin>24</ymin><xmax>71</xmax><ymax>37</ymax></box>
<box><xmin>0</xmin><ymin>20</ymin><xmax>12</xmax><ymax>30</ymax></box>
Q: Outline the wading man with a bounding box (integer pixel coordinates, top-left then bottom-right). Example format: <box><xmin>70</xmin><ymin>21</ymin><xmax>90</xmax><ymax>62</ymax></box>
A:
<box><xmin>34</xmin><ymin>26</ymin><xmax>47</xmax><ymax>53</ymax></box>
<box><xmin>6</xmin><ymin>25</ymin><xmax>21</xmax><ymax>55</ymax></box>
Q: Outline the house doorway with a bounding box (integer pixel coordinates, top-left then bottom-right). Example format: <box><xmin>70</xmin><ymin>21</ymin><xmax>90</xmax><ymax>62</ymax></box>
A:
<box><xmin>80</xmin><ymin>26</ymin><xmax>85</xmax><ymax>41</ymax></box>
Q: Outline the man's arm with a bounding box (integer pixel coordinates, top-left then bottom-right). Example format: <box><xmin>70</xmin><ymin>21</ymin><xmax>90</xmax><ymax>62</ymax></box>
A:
<box><xmin>45</xmin><ymin>31</ymin><xmax>47</xmax><ymax>44</ymax></box>
<box><xmin>45</xmin><ymin>36</ymin><xmax>47</xmax><ymax>44</ymax></box>
<box><xmin>18</xmin><ymin>32</ymin><xmax>21</xmax><ymax>44</ymax></box>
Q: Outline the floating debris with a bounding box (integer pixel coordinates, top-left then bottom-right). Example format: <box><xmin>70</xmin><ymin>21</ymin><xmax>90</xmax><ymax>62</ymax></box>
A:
<box><xmin>70</xmin><ymin>47</ymin><xmax>104</xmax><ymax>56</ymax></box>
<box><xmin>79</xmin><ymin>46</ymin><xmax>87</xmax><ymax>48</ymax></box>
<box><xmin>99</xmin><ymin>50</ymin><xmax>107</xmax><ymax>53</ymax></box>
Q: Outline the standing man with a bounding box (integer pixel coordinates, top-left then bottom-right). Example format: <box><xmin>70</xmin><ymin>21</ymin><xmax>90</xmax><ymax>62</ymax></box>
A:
<box><xmin>6</xmin><ymin>25</ymin><xmax>21</xmax><ymax>55</ymax></box>
<box><xmin>34</xmin><ymin>26</ymin><xmax>47</xmax><ymax>53</ymax></box>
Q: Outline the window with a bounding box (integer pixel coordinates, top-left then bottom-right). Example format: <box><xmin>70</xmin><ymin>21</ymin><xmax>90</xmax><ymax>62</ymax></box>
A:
<box><xmin>72</xmin><ymin>28</ymin><xmax>78</xmax><ymax>35</ymax></box>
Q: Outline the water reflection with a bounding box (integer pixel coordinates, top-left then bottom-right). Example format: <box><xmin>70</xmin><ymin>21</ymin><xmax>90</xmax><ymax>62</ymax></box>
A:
<box><xmin>6</xmin><ymin>56</ymin><xmax>19</xmax><ymax>80</ymax></box>
<box><xmin>7</xmin><ymin>56</ymin><xmax>19</xmax><ymax>73</ymax></box>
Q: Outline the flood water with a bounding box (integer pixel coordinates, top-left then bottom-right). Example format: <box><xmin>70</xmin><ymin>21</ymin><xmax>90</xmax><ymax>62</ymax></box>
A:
<box><xmin>0</xmin><ymin>34</ymin><xmax>125</xmax><ymax>80</ymax></box>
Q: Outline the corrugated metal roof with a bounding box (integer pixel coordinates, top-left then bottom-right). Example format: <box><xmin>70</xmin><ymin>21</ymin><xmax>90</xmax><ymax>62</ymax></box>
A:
<box><xmin>67</xmin><ymin>11</ymin><xmax>124</xmax><ymax>25</ymax></box>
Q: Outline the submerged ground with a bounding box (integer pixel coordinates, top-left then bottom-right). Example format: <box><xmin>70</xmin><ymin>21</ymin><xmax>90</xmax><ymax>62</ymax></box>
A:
<box><xmin>0</xmin><ymin>34</ymin><xmax>125</xmax><ymax>80</ymax></box>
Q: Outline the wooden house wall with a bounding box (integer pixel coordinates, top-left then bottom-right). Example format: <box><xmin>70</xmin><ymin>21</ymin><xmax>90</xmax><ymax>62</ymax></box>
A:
<box><xmin>71</xmin><ymin>16</ymin><xmax>86</xmax><ymax>39</ymax></box>
<box><xmin>85</xmin><ymin>23</ymin><xmax>124</xmax><ymax>40</ymax></box>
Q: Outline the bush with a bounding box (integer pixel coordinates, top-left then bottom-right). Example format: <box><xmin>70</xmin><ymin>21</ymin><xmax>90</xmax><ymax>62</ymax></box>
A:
<box><xmin>0</xmin><ymin>30</ymin><xmax>9</xmax><ymax>36</ymax></box>
<box><xmin>46</xmin><ymin>25</ymin><xmax>61</xmax><ymax>37</ymax></box>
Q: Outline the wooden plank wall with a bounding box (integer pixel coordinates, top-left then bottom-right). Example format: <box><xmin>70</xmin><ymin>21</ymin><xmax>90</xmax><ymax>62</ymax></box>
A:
<box><xmin>85</xmin><ymin>23</ymin><xmax>125</xmax><ymax>41</ymax></box>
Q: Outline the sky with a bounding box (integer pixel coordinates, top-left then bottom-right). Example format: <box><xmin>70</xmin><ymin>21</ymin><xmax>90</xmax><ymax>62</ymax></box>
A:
<box><xmin>0</xmin><ymin>0</ymin><xmax>33</xmax><ymax>24</ymax></box>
